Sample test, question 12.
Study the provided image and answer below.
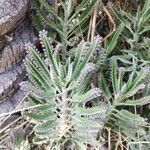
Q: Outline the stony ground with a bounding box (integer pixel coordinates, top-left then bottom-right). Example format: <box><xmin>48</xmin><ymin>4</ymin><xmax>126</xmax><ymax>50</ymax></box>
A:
<box><xmin>0</xmin><ymin>0</ymin><xmax>36</xmax><ymax>126</ymax></box>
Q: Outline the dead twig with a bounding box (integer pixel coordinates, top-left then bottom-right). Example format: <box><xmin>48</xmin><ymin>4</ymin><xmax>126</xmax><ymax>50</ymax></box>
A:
<box><xmin>91</xmin><ymin>7</ymin><xmax>98</xmax><ymax>41</ymax></box>
<box><xmin>102</xmin><ymin>4</ymin><xmax>116</xmax><ymax>42</ymax></box>
<box><xmin>87</xmin><ymin>16</ymin><xmax>93</xmax><ymax>41</ymax></box>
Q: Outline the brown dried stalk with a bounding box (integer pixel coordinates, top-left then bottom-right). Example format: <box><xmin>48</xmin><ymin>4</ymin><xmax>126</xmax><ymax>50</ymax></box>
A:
<box><xmin>102</xmin><ymin>4</ymin><xmax>116</xmax><ymax>41</ymax></box>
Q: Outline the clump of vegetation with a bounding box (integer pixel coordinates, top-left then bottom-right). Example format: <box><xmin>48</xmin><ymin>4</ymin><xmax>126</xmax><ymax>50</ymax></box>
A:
<box><xmin>32</xmin><ymin>0</ymin><xmax>99</xmax><ymax>48</ymax></box>
<box><xmin>0</xmin><ymin>0</ymin><xmax>149</xmax><ymax>149</ymax></box>
<box><xmin>25</xmin><ymin>31</ymin><xmax>103</xmax><ymax>148</ymax></box>
<box><xmin>25</xmin><ymin>33</ymin><xmax>150</xmax><ymax>149</ymax></box>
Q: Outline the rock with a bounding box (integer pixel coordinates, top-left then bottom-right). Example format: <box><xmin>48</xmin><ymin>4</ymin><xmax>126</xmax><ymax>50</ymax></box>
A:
<box><xmin>0</xmin><ymin>0</ymin><xmax>30</xmax><ymax>36</ymax></box>
<box><xmin>0</xmin><ymin>88</ymin><xmax>28</xmax><ymax>128</ymax></box>
<box><xmin>0</xmin><ymin>88</ymin><xmax>28</xmax><ymax>114</ymax></box>
<box><xmin>0</xmin><ymin>100</ymin><xmax>14</xmax><ymax>115</ymax></box>
<box><xmin>0</xmin><ymin>21</ymin><xmax>36</xmax><ymax>74</ymax></box>
<box><xmin>0</xmin><ymin>63</ymin><xmax>26</xmax><ymax>102</ymax></box>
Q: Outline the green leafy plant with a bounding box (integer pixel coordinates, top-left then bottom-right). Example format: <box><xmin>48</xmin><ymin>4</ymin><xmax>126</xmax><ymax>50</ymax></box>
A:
<box><xmin>10</xmin><ymin>128</ymin><xmax>30</xmax><ymax>150</ymax></box>
<box><xmin>25</xmin><ymin>31</ymin><xmax>106</xmax><ymax>149</ymax></box>
<box><xmin>94</xmin><ymin>1</ymin><xmax>150</xmax><ymax>148</ymax></box>
<box><xmin>25</xmin><ymin>30</ymin><xmax>150</xmax><ymax>149</ymax></box>
<box><xmin>109</xmin><ymin>0</ymin><xmax>150</xmax><ymax>60</ymax></box>
<box><xmin>98</xmin><ymin>60</ymin><xmax>150</xmax><ymax>149</ymax></box>
<box><xmin>32</xmin><ymin>0</ymin><xmax>98</xmax><ymax>50</ymax></box>
<box><xmin>0</xmin><ymin>1</ymin><xmax>149</xmax><ymax>149</ymax></box>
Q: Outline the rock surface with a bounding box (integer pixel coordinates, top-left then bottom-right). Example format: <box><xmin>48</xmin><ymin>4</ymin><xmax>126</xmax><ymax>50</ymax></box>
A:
<box><xmin>0</xmin><ymin>21</ymin><xmax>36</xmax><ymax>74</ymax></box>
<box><xmin>0</xmin><ymin>0</ymin><xmax>36</xmax><ymax>130</ymax></box>
<box><xmin>0</xmin><ymin>88</ymin><xmax>28</xmax><ymax>128</ymax></box>
<box><xmin>0</xmin><ymin>63</ymin><xmax>26</xmax><ymax>102</ymax></box>
<box><xmin>0</xmin><ymin>88</ymin><xmax>28</xmax><ymax>114</ymax></box>
<box><xmin>0</xmin><ymin>0</ymin><xmax>29</xmax><ymax>36</ymax></box>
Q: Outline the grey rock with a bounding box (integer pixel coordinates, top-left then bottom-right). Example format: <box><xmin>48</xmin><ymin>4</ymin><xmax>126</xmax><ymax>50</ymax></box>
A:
<box><xmin>0</xmin><ymin>21</ymin><xmax>37</xmax><ymax>74</ymax></box>
<box><xmin>0</xmin><ymin>0</ymin><xmax>30</xmax><ymax>36</ymax></box>
<box><xmin>0</xmin><ymin>63</ymin><xmax>26</xmax><ymax>102</ymax></box>
<box><xmin>0</xmin><ymin>88</ymin><xmax>28</xmax><ymax>128</ymax></box>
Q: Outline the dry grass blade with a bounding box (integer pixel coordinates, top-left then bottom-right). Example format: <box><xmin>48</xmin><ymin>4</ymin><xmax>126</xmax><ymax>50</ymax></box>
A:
<box><xmin>0</xmin><ymin>93</ymin><xmax>29</xmax><ymax>128</ymax></box>
<box><xmin>102</xmin><ymin>4</ymin><xmax>116</xmax><ymax>41</ymax></box>
<box><xmin>91</xmin><ymin>6</ymin><xmax>98</xmax><ymax>41</ymax></box>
